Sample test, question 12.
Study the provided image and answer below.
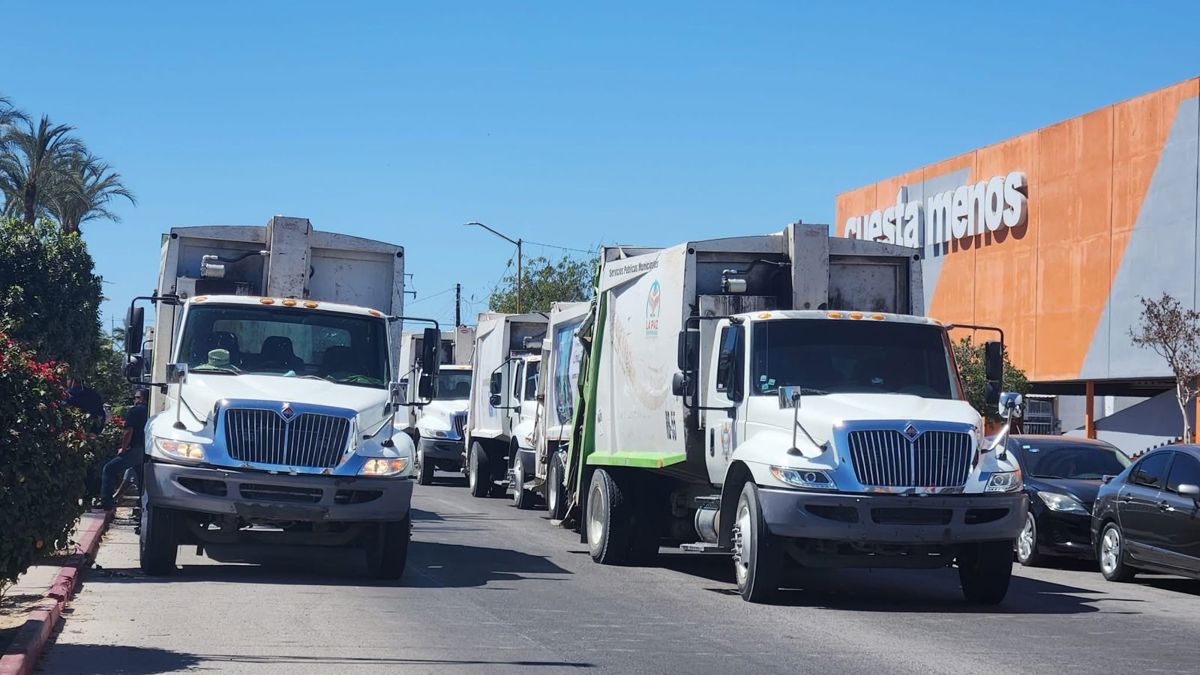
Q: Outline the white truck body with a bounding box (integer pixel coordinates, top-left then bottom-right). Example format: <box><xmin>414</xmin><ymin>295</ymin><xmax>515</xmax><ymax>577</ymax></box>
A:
<box><xmin>464</xmin><ymin>312</ymin><xmax>548</xmax><ymax>499</ymax></box>
<box><xmin>565</xmin><ymin>223</ymin><xmax>1027</xmax><ymax>603</ymax></box>
<box><xmin>128</xmin><ymin>215</ymin><xmax>423</xmax><ymax>580</ymax></box>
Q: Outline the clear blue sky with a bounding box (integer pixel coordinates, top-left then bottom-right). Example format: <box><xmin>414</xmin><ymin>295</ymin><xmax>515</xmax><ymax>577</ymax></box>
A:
<box><xmin>5</xmin><ymin>2</ymin><xmax>1198</xmax><ymax>330</ymax></box>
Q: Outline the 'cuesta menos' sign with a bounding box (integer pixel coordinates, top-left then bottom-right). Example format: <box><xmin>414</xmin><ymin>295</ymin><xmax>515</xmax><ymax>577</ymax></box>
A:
<box><xmin>844</xmin><ymin>171</ymin><xmax>1028</xmax><ymax>250</ymax></box>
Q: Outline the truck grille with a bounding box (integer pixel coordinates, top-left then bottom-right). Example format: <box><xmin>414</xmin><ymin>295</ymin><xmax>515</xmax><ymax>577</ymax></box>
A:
<box><xmin>451</xmin><ymin>412</ymin><xmax>467</xmax><ymax>439</ymax></box>
<box><xmin>223</xmin><ymin>409</ymin><xmax>350</xmax><ymax>469</ymax></box>
<box><xmin>847</xmin><ymin>430</ymin><xmax>973</xmax><ymax>488</ymax></box>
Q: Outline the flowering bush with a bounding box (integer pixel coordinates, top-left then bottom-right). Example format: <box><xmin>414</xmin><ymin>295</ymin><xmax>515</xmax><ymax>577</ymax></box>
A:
<box><xmin>0</xmin><ymin>330</ymin><xmax>90</xmax><ymax>586</ymax></box>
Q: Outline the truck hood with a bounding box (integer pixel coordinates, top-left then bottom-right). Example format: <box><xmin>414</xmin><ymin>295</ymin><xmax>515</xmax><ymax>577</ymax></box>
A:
<box><xmin>178</xmin><ymin>373</ymin><xmax>389</xmax><ymax>426</ymax></box>
<box><xmin>755</xmin><ymin>393</ymin><xmax>981</xmax><ymax>446</ymax></box>
<box><xmin>422</xmin><ymin>399</ymin><xmax>468</xmax><ymax>416</ymax></box>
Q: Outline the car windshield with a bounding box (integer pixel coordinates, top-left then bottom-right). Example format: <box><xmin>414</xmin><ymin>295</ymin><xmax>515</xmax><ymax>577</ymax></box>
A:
<box><xmin>178</xmin><ymin>304</ymin><xmax>389</xmax><ymax>388</ymax></box>
<box><xmin>750</xmin><ymin>319</ymin><xmax>960</xmax><ymax>399</ymax></box>
<box><xmin>1014</xmin><ymin>441</ymin><xmax>1131</xmax><ymax>480</ymax></box>
<box><xmin>434</xmin><ymin>370</ymin><xmax>472</xmax><ymax>400</ymax></box>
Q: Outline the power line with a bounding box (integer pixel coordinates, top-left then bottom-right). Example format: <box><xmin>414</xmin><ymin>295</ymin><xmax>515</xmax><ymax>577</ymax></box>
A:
<box><xmin>407</xmin><ymin>285</ymin><xmax>456</xmax><ymax>306</ymax></box>
<box><xmin>523</xmin><ymin>239</ymin><xmax>594</xmax><ymax>255</ymax></box>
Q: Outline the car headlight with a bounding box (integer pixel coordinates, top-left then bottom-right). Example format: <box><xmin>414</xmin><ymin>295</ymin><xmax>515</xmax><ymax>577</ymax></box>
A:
<box><xmin>984</xmin><ymin>470</ymin><xmax>1022</xmax><ymax>493</ymax></box>
<box><xmin>153</xmin><ymin>437</ymin><xmax>207</xmax><ymax>462</ymax></box>
<box><xmin>1038</xmin><ymin>491</ymin><xmax>1088</xmax><ymax>514</ymax></box>
<box><xmin>770</xmin><ymin>466</ymin><xmax>837</xmax><ymax>490</ymax></box>
<box><xmin>359</xmin><ymin>458</ymin><xmax>409</xmax><ymax>476</ymax></box>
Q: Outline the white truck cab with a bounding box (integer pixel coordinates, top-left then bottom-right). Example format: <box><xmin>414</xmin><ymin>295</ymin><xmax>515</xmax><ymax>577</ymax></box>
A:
<box><xmin>123</xmin><ymin>217</ymin><xmax>443</xmax><ymax>580</ymax></box>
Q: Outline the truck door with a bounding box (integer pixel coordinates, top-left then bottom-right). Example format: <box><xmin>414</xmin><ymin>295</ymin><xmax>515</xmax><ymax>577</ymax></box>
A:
<box><xmin>508</xmin><ymin>359</ymin><xmax>524</xmax><ymax>437</ymax></box>
<box><xmin>704</xmin><ymin>324</ymin><xmax>744</xmax><ymax>484</ymax></box>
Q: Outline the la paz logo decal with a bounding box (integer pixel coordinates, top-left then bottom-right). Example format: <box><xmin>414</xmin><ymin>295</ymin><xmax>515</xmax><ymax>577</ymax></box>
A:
<box><xmin>645</xmin><ymin>280</ymin><xmax>661</xmax><ymax>337</ymax></box>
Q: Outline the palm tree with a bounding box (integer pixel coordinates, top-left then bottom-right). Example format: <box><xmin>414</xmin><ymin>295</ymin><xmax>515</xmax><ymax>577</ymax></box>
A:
<box><xmin>0</xmin><ymin>115</ymin><xmax>87</xmax><ymax>226</ymax></box>
<box><xmin>48</xmin><ymin>153</ymin><xmax>136</xmax><ymax>234</ymax></box>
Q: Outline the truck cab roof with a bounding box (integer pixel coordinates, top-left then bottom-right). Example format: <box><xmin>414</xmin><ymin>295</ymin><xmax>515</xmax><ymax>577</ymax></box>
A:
<box><xmin>731</xmin><ymin>309</ymin><xmax>944</xmax><ymax>327</ymax></box>
<box><xmin>187</xmin><ymin>294</ymin><xmax>389</xmax><ymax>318</ymax></box>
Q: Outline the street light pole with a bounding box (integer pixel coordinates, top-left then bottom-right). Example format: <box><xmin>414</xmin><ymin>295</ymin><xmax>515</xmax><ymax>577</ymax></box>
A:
<box><xmin>465</xmin><ymin>221</ymin><xmax>523</xmax><ymax>313</ymax></box>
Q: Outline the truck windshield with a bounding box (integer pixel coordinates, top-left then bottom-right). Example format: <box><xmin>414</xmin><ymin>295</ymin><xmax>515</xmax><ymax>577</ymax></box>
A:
<box><xmin>434</xmin><ymin>370</ymin><xmax>472</xmax><ymax>400</ymax></box>
<box><xmin>750</xmin><ymin>319</ymin><xmax>959</xmax><ymax>399</ymax></box>
<box><xmin>178</xmin><ymin>304</ymin><xmax>389</xmax><ymax>388</ymax></box>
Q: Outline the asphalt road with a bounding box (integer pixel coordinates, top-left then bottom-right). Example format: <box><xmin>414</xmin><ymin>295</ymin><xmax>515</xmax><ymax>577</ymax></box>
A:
<box><xmin>42</xmin><ymin>474</ymin><xmax>1200</xmax><ymax>674</ymax></box>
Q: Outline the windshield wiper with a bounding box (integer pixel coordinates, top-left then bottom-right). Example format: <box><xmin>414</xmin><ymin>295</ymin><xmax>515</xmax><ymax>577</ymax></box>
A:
<box><xmin>191</xmin><ymin>366</ymin><xmax>240</xmax><ymax>376</ymax></box>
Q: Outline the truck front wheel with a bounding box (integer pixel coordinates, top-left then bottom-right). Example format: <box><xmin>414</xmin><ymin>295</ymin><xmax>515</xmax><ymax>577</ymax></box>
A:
<box><xmin>586</xmin><ymin>469</ymin><xmax>637</xmax><ymax>565</ymax></box>
<box><xmin>366</xmin><ymin>517</ymin><xmax>411</xmax><ymax>580</ymax></box>
<box><xmin>468</xmin><ymin>442</ymin><xmax>491</xmax><ymax>498</ymax></box>
<box><xmin>958</xmin><ymin>540</ymin><xmax>1013</xmax><ymax>605</ymax></box>
<box><xmin>733</xmin><ymin>482</ymin><xmax>782</xmax><ymax>603</ymax></box>
<box><xmin>139</xmin><ymin>503</ymin><xmax>179</xmax><ymax>576</ymax></box>
<box><xmin>511</xmin><ymin>450</ymin><xmax>537</xmax><ymax>510</ymax></box>
<box><xmin>546</xmin><ymin>451</ymin><xmax>567</xmax><ymax>521</ymax></box>
<box><xmin>416</xmin><ymin>444</ymin><xmax>436</xmax><ymax>486</ymax></box>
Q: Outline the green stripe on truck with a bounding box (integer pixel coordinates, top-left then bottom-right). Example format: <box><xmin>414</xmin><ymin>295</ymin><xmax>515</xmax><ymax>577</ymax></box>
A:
<box><xmin>585</xmin><ymin>451</ymin><xmax>688</xmax><ymax>469</ymax></box>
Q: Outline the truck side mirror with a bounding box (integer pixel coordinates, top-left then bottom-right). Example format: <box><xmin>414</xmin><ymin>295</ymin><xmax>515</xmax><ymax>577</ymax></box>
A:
<box><xmin>165</xmin><ymin>363</ymin><xmax>188</xmax><ymax>385</ymax></box>
<box><xmin>983</xmin><ymin>340</ymin><xmax>1003</xmax><ymax>405</ymax></box>
<box><xmin>489</xmin><ymin>393</ymin><xmax>502</xmax><ymax>408</ymax></box>
<box><xmin>390</xmin><ymin>381</ymin><xmax>404</xmax><ymax>406</ymax></box>
<box><xmin>123</xmin><ymin>355</ymin><xmax>145</xmax><ymax>382</ymax></box>
<box><xmin>418</xmin><ymin>372</ymin><xmax>435</xmax><ymax>400</ymax></box>
<box><xmin>489</xmin><ymin>371</ymin><xmax>502</xmax><ymax>396</ymax></box>
<box><xmin>421</xmin><ymin>327</ymin><xmax>441</xmax><ymax>377</ymax></box>
<box><xmin>125</xmin><ymin>305</ymin><xmax>145</xmax><ymax>356</ymax></box>
<box><xmin>671</xmin><ymin>371</ymin><xmax>693</xmax><ymax>397</ymax></box>
<box><xmin>997</xmin><ymin>392</ymin><xmax>1023</xmax><ymax>419</ymax></box>
<box><xmin>676</xmin><ymin>330</ymin><xmax>697</xmax><ymax>372</ymax></box>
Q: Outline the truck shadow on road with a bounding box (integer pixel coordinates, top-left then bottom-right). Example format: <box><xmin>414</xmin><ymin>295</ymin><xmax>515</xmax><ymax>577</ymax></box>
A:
<box><xmin>84</xmin><ymin>540</ymin><xmax>570</xmax><ymax>590</ymax></box>
<box><xmin>657</xmin><ymin>553</ymin><xmax>1143</xmax><ymax>615</ymax></box>
<box><xmin>43</xmin><ymin>643</ymin><xmax>593</xmax><ymax>673</ymax></box>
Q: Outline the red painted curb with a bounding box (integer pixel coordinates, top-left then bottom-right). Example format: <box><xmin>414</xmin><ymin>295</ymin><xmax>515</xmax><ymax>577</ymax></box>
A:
<box><xmin>0</xmin><ymin>509</ymin><xmax>114</xmax><ymax>675</ymax></box>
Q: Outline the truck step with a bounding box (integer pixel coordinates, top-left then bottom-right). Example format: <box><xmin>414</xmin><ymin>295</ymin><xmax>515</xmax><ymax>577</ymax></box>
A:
<box><xmin>679</xmin><ymin>542</ymin><xmax>727</xmax><ymax>553</ymax></box>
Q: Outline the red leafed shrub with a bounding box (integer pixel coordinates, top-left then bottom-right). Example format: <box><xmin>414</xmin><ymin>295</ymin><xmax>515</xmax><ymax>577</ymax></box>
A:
<box><xmin>0</xmin><ymin>329</ymin><xmax>90</xmax><ymax>586</ymax></box>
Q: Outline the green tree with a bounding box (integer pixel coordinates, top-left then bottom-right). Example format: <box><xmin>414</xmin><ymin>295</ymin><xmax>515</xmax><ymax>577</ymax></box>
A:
<box><xmin>488</xmin><ymin>255</ymin><xmax>593</xmax><ymax>314</ymax></box>
<box><xmin>47</xmin><ymin>153</ymin><xmax>136</xmax><ymax>234</ymax></box>
<box><xmin>0</xmin><ymin>218</ymin><xmax>104</xmax><ymax>374</ymax></box>
<box><xmin>0</xmin><ymin>115</ymin><xmax>87</xmax><ymax>226</ymax></box>
<box><xmin>953</xmin><ymin>336</ymin><xmax>1030</xmax><ymax>422</ymax></box>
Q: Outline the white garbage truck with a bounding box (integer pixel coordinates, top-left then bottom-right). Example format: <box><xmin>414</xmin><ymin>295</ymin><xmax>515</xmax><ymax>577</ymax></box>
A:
<box><xmin>464</xmin><ymin>312</ymin><xmax>547</xmax><ymax>502</ymax></box>
<box><xmin>536</xmin><ymin>301</ymin><xmax>591</xmax><ymax>519</ymax></box>
<box><xmin>122</xmin><ymin>216</ymin><xmax>443</xmax><ymax>579</ymax></box>
<box><xmin>395</xmin><ymin>327</ymin><xmax>475</xmax><ymax>484</ymax></box>
<box><xmin>559</xmin><ymin>223</ymin><xmax>1028</xmax><ymax>603</ymax></box>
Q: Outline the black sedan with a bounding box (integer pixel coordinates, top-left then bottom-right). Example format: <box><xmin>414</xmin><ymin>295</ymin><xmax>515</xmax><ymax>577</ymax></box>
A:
<box><xmin>1005</xmin><ymin>435</ymin><xmax>1130</xmax><ymax>566</ymax></box>
<box><xmin>1092</xmin><ymin>444</ymin><xmax>1200</xmax><ymax>582</ymax></box>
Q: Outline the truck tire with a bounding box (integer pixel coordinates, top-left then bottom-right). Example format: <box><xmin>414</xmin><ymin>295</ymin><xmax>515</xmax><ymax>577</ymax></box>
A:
<box><xmin>733</xmin><ymin>482</ymin><xmax>782</xmax><ymax>603</ymax></box>
<box><xmin>468</xmin><ymin>442</ymin><xmax>491</xmax><ymax>498</ymax></box>
<box><xmin>586</xmin><ymin>469</ymin><xmax>639</xmax><ymax>565</ymax></box>
<box><xmin>366</xmin><ymin>517</ymin><xmax>411</xmax><ymax>580</ymax></box>
<box><xmin>416</xmin><ymin>445</ymin><xmax>436</xmax><ymax>486</ymax></box>
<box><xmin>511</xmin><ymin>450</ymin><xmax>537</xmax><ymax>510</ymax></box>
<box><xmin>139</xmin><ymin>503</ymin><xmax>179</xmax><ymax>576</ymax></box>
<box><xmin>958</xmin><ymin>540</ymin><xmax>1013</xmax><ymax>605</ymax></box>
<box><xmin>546</xmin><ymin>452</ymin><xmax>567</xmax><ymax>521</ymax></box>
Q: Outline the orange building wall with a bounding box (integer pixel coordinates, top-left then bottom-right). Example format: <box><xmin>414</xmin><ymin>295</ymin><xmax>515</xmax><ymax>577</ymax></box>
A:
<box><xmin>835</xmin><ymin>78</ymin><xmax>1200</xmax><ymax>383</ymax></box>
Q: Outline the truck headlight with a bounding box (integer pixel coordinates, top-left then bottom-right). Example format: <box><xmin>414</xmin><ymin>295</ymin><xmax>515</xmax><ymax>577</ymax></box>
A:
<box><xmin>359</xmin><ymin>458</ymin><xmax>409</xmax><ymax>476</ymax></box>
<box><xmin>153</xmin><ymin>437</ymin><xmax>207</xmax><ymax>462</ymax></box>
<box><xmin>770</xmin><ymin>466</ymin><xmax>836</xmax><ymax>490</ymax></box>
<box><xmin>984</xmin><ymin>470</ymin><xmax>1022</xmax><ymax>493</ymax></box>
<box><xmin>1037</xmin><ymin>491</ymin><xmax>1088</xmax><ymax>514</ymax></box>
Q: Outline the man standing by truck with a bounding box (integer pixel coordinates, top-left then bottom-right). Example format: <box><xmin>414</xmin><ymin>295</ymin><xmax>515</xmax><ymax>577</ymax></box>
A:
<box><xmin>99</xmin><ymin>389</ymin><xmax>147</xmax><ymax>510</ymax></box>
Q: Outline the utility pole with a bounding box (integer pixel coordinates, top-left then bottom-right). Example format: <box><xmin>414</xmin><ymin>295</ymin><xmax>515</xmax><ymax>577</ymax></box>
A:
<box><xmin>465</xmin><ymin>221</ymin><xmax>523</xmax><ymax>313</ymax></box>
<box><xmin>455</xmin><ymin>283</ymin><xmax>462</xmax><ymax>327</ymax></box>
